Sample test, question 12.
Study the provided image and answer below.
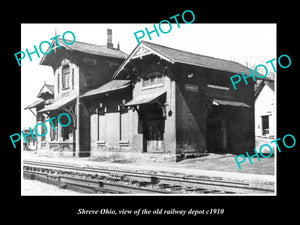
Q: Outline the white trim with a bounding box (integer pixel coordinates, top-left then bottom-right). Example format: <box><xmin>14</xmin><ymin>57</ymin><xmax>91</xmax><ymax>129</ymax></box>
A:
<box><xmin>207</xmin><ymin>84</ymin><xmax>230</xmax><ymax>90</ymax></box>
<box><xmin>141</xmin><ymin>83</ymin><xmax>164</xmax><ymax>90</ymax></box>
<box><xmin>140</xmin><ymin>44</ymin><xmax>174</xmax><ymax>63</ymax></box>
<box><xmin>112</xmin><ymin>42</ymin><xmax>174</xmax><ymax>79</ymax></box>
<box><xmin>132</xmin><ymin>45</ymin><xmax>152</xmax><ymax>59</ymax></box>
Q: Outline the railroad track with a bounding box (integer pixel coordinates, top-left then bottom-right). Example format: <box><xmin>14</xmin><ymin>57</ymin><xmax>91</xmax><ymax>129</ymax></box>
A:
<box><xmin>23</xmin><ymin>159</ymin><xmax>275</xmax><ymax>194</ymax></box>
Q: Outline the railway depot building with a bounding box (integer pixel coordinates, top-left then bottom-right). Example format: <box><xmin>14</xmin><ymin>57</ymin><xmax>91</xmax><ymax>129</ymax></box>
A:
<box><xmin>26</xmin><ymin>33</ymin><xmax>256</xmax><ymax>160</ymax></box>
<box><xmin>25</xmin><ymin>29</ymin><xmax>127</xmax><ymax>157</ymax></box>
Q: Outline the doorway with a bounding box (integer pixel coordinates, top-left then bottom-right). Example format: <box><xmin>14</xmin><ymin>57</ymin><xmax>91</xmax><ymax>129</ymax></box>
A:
<box><xmin>261</xmin><ymin>115</ymin><xmax>269</xmax><ymax>135</ymax></box>
<box><xmin>140</xmin><ymin>102</ymin><xmax>165</xmax><ymax>153</ymax></box>
<box><xmin>207</xmin><ymin>119</ymin><xmax>227</xmax><ymax>153</ymax></box>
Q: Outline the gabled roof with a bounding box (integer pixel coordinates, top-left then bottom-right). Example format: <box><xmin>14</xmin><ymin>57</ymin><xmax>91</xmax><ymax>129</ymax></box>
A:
<box><xmin>113</xmin><ymin>41</ymin><xmax>256</xmax><ymax>79</ymax></box>
<box><xmin>81</xmin><ymin>80</ymin><xmax>131</xmax><ymax>98</ymax></box>
<box><xmin>254</xmin><ymin>79</ymin><xmax>264</xmax><ymax>93</ymax></box>
<box><xmin>37</xmin><ymin>83</ymin><xmax>54</xmax><ymax>98</ymax></box>
<box><xmin>255</xmin><ymin>80</ymin><xmax>274</xmax><ymax>98</ymax></box>
<box><xmin>61</xmin><ymin>38</ymin><xmax>128</xmax><ymax>59</ymax></box>
<box><xmin>141</xmin><ymin>41</ymin><xmax>252</xmax><ymax>73</ymax></box>
<box><xmin>265</xmin><ymin>80</ymin><xmax>274</xmax><ymax>91</ymax></box>
<box><xmin>40</xmin><ymin>38</ymin><xmax>128</xmax><ymax>65</ymax></box>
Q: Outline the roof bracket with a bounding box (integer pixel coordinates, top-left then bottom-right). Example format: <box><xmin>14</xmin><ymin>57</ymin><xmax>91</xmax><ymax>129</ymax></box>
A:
<box><xmin>63</xmin><ymin>102</ymin><xmax>77</xmax><ymax>128</ymax></box>
<box><xmin>28</xmin><ymin>108</ymin><xmax>37</xmax><ymax>118</ymax></box>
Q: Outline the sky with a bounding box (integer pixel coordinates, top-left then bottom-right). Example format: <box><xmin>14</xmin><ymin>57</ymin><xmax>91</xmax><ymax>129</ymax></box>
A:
<box><xmin>21</xmin><ymin>23</ymin><xmax>276</xmax><ymax>129</ymax></box>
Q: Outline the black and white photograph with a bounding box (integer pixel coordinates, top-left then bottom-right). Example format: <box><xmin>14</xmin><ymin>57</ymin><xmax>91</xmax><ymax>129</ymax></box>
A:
<box><xmin>4</xmin><ymin>7</ymin><xmax>297</xmax><ymax>220</ymax></box>
<box><xmin>20</xmin><ymin>23</ymin><xmax>277</xmax><ymax>196</ymax></box>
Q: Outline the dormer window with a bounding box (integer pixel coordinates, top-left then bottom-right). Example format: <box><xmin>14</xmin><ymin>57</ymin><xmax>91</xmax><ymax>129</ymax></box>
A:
<box><xmin>62</xmin><ymin>65</ymin><xmax>70</xmax><ymax>89</ymax></box>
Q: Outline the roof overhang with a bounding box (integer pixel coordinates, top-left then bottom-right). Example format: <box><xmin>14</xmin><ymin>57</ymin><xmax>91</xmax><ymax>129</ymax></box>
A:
<box><xmin>24</xmin><ymin>99</ymin><xmax>44</xmax><ymax>110</ymax></box>
<box><xmin>81</xmin><ymin>80</ymin><xmax>131</xmax><ymax>98</ymax></box>
<box><xmin>40</xmin><ymin>38</ymin><xmax>128</xmax><ymax>66</ymax></box>
<box><xmin>39</xmin><ymin>39</ymin><xmax>71</xmax><ymax>66</ymax></box>
<box><xmin>114</xmin><ymin>41</ymin><xmax>276</xmax><ymax>81</ymax></box>
<box><xmin>125</xmin><ymin>91</ymin><xmax>166</xmax><ymax>107</ymax></box>
<box><xmin>212</xmin><ymin>98</ymin><xmax>250</xmax><ymax>108</ymax></box>
<box><xmin>38</xmin><ymin>95</ymin><xmax>77</xmax><ymax>113</ymax></box>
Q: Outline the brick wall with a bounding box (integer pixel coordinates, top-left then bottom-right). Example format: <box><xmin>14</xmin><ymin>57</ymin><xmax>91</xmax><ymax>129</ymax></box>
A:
<box><xmin>174</xmin><ymin>64</ymin><xmax>207</xmax><ymax>154</ymax></box>
<box><xmin>77</xmin><ymin>53</ymin><xmax>124</xmax><ymax>95</ymax></box>
<box><xmin>174</xmin><ymin>64</ymin><xmax>255</xmax><ymax>155</ymax></box>
<box><xmin>79</xmin><ymin>102</ymin><xmax>90</xmax><ymax>157</ymax></box>
<box><xmin>85</xmin><ymin>88</ymin><xmax>133</xmax><ymax>156</ymax></box>
<box><xmin>132</xmin><ymin>57</ymin><xmax>176</xmax><ymax>154</ymax></box>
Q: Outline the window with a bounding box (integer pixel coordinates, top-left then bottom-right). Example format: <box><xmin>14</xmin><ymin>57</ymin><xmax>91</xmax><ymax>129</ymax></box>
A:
<box><xmin>142</xmin><ymin>78</ymin><xmax>150</xmax><ymax>87</ymax></box>
<box><xmin>120</xmin><ymin>108</ymin><xmax>129</xmax><ymax>142</ymax></box>
<box><xmin>98</xmin><ymin>108</ymin><xmax>106</xmax><ymax>142</ymax></box>
<box><xmin>157</xmin><ymin>74</ymin><xmax>163</xmax><ymax>84</ymax></box>
<box><xmin>57</xmin><ymin>114</ymin><xmax>70</xmax><ymax>141</ymax></box>
<box><xmin>86</xmin><ymin>73</ymin><xmax>93</xmax><ymax>87</ymax></box>
<box><xmin>41</xmin><ymin>116</ymin><xmax>46</xmax><ymax>142</ymax></box>
<box><xmin>72</xmin><ymin>69</ymin><xmax>74</xmax><ymax>89</ymax></box>
<box><xmin>262</xmin><ymin>115</ymin><xmax>269</xmax><ymax>136</ymax></box>
<box><xmin>50</xmin><ymin>119</ymin><xmax>57</xmax><ymax>141</ymax></box>
<box><xmin>150</xmin><ymin>76</ymin><xmax>156</xmax><ymax>86</ymax></box>
<box><xmin>62</xmin><ymin>126</ymin><xmax>69</xmax><ymax>141</ymax></box>
<box><xmin>57</xmin><ymin>73</ymin><xmax>60</xmax><ymax>93</ymax></box>
<box><xmin>142</xmin><ymin>72</ymin><xmax>164</xmax><ymax>88</ymax></box>
<box><xmin>62</xmin><ymin>65</ymin><xmax>70</xmax><ymax>89</ymax></box>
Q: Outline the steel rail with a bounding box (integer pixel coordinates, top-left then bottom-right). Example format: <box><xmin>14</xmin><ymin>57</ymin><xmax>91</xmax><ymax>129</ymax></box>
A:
<box><xmin>23</xmin><ymin>159</ymin><xmax>274</xmax><ymax>194</ymax></box>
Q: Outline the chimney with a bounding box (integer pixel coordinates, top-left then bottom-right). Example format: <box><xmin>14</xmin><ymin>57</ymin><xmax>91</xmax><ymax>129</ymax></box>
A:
<box><xmin>107</xmin><ymin>28</ymin><xmax>113</xmax><ymax>49</ymax></box>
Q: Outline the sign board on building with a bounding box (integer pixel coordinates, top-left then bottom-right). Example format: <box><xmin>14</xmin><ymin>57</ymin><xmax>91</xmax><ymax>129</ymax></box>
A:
<box><xmin>62</xmin><ymin>91</ymin><xmax>70</xmax><ymax>98</ymax></box>
<box><xmin>185</xmin><ymin>84</ymin><xmax>199</xmax><ymax>92</ymax></box>
<box><xmin>207</xmin><ymin>84</ymin><xmax>230</xmax><ymax>90</ymax></box>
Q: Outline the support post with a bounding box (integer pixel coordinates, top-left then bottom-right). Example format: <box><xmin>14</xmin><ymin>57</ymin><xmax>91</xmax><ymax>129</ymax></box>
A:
<box><xmin>75</xmin><ymin>96</ymin><xmax>80</xmax><ymax>157</ymax></box>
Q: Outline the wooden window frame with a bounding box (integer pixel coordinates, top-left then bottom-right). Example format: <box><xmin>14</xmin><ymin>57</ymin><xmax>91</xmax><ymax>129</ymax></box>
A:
<box><xmin>62</xmin><ymin>65</ymin><xmax>70</xmax><ymax>89</ymax></box>
<box><xmin>141</xmin><ymin>72</ymin><xmax>164</xmax><ymax>89</ymax></box>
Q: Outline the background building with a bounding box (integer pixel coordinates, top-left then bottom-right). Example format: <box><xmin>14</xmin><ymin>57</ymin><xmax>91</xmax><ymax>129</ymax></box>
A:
<box><xmin>22</xmin><ymin>128</ymin><xmax>37</xmax><ymax>150</ymax></box>
<box><xmin>255</xmin><ymin>80</ymin><xmax>275</xmax><ymax>138</ymax></box>
<box><xmin>254</xmin><ymin>79</ymin><xmax>275</xmax><ymax>154</ymax></box>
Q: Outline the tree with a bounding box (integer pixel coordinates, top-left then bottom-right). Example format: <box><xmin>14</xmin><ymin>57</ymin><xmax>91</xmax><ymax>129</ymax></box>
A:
<box><xmin>230</xmin><ymin>55</ymin><xmax>275</xmax><ymax>80</ymax></box>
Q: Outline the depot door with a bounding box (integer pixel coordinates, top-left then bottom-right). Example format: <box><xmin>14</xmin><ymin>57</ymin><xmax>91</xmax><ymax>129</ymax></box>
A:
<box><xmin>144</xmin><ymin>119</ymin><xmax>165</xmax><ymax>152</ymax></box>
<box><xmin>207</xmin><ymin>119</ymin><xmax>227</xmax><ymax>153</ymax></box>
<box><xmin>141</xmin><ymin>103</ymin><xmax>165</xmax><ymax>153</ymax></box>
